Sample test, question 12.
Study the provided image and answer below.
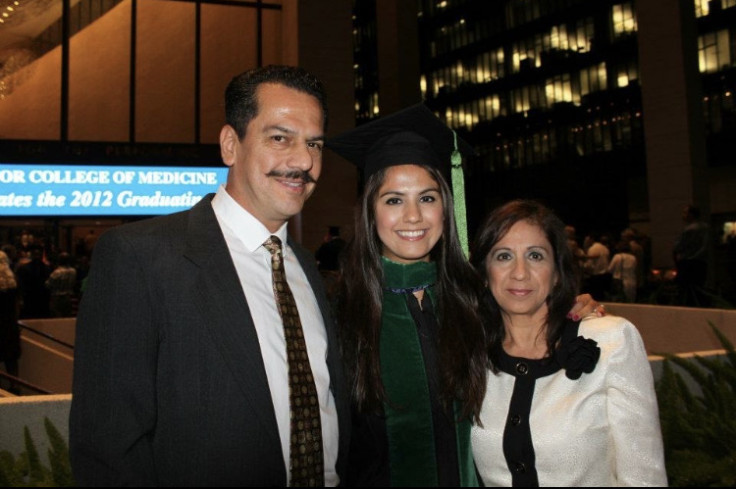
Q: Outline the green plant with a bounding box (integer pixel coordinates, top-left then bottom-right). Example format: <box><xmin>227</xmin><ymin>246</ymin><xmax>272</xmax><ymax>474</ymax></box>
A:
<box><xmin>656</xmin><ymin>322</ymin><xmax>736</xmax><ymax>486</ymax></box>
<box><xmin>0</xmin><ymin>417</ymin><xmax>74</xmax><ymax>487</ymax></box>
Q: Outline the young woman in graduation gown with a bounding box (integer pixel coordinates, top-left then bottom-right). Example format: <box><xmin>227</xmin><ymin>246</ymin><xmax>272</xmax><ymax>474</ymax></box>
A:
<box><xmin>328</xmin><ymin>105</ymin><xmax>603</xmax><ymax>487</ymax></box>
<box><xmin>330</xmin><ymin>105</ymin><xmax>489</xmax><ymax>486</ymax></box>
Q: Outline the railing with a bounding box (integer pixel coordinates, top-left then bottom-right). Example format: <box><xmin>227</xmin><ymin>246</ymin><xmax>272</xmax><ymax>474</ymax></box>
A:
<box><xmin>18</xmin><ymin>322</ymin><xmax>75</xmax><ymax>351</ymax></box>
<box><xmin>0</xmin><ymin>371</ymin><xmax>52</xmax><ymax>395</ymax></box>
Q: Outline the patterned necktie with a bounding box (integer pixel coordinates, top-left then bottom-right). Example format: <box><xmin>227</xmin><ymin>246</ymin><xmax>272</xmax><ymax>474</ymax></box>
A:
<box><xmin>263</xmin><ymin>236</ymin><xmax>324</xmax><ymax>487</ymax></box>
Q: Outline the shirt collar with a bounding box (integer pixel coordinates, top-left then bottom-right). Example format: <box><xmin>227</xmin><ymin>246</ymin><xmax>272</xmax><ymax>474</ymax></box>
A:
<box><xmin>212</xmin><ymin>185</ymin><xmax>289</xmax><ymax>254</ymax></box>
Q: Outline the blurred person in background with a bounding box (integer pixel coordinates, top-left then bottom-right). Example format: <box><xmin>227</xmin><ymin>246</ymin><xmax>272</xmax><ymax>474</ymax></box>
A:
<box><xmin>0</xmin><ymin>250</ymin><xmax>20</xmax><ymax>391</ymax></box>
<box><xmin>673</xmin><ymin>205</ymin><xmax>709</xmax><ymax>305</ymax></box>
<box><xmin>582</xmin><ymin>233</ymin><xmax>611</xmax><ymax>301</ymax></box>
<box><xmin>608</xmin><ymin>240</ymin><xmax>638</xmax><ymax>303</ymax></box>
<box><xmin>46</xmin><ymin>252</ymin><xmax>78</xmax><ymax>317</ymax></box>
<box><xmin>16</xmin><ymin>245</ymin><xmax>51</xmax><ymax>318</ymax></box>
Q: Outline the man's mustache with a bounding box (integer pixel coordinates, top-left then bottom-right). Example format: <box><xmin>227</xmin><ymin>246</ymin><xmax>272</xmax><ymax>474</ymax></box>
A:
<box><xmin>266</xmin><ymin>170</ymin><xmax>316</xmax><ymax>184</ymax></box>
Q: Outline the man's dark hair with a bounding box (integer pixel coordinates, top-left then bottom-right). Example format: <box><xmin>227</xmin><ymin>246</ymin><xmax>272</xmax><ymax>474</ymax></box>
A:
<box><xmin>225</xmin><ymin>65</ymin><xmax>328</xmax><ymax>139</ymax></box>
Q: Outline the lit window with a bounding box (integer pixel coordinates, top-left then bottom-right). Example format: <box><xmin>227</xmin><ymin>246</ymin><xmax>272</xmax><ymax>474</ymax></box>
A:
<box><xmin>575</xmin><ymin>18</ymin><xmax>594</xmax><ymax>53</ymax></box>
<box><xmin>420</xmin><ymin>75</ymin><xmax>427</xmax><ymax>97</ymax></box>
<box><xmin>512</xmin><ymin>50</ymin><xmax>522</xmax><ymax>73</ymax></box>
<box><xmin>550</xmin><ymin>25</ymin><xmax>569</xmax><ymax>51</ymax></box>
<box><xmin>513</xmin><ymin>88</ymin><xmax>531</xmax><ymax>113</ymax></box>
<box><xmin>694</xmin><ymin>0</ymin><xmax>709</xmax><ymax>17</ymax></box>
<box><xmin>484</xmin><ymin>95</ymin><xmax>501</xmax><ymax>120</ymax></box>
<box><xmin>455</xmin><ymin>61</ymin><xmax>464</xmax><ymax>80</ymax></box>
<box><xmin>612</xmin><ymin>3</ymin><xmax>637</xmax><ymax>37</ymax></box>
<box><xmin>545</xmin><ymin>74</ymin><xmax>573</xmax><ymax>106</ymax></box>
<box><xmin>598</xmin><ymin>63</ymin><xmax>608</xmax><ymax>88</ymax></box>
<box><xmin>579</xmin><ymin>63</ymin><xmax>608</xmax><ymax>97</ymax></box>
<box><xmin>475</xmin><ymin>64</ymin><xmax>487</xmax><ymax>84</ymax></box>
<box><xmin>464</xmin><ymin>111</ymin><xmax>475</xmax><ymax>128</ymax></box>
<box><xmin>698</xmin><ymin>30</ymin><xmax>732</xmax><ymax>73</ymax></box>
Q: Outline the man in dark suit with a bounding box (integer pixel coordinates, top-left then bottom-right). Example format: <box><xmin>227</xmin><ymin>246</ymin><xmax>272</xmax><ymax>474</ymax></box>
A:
<box><xmin>69</xmin><ymin>66</ymin><xmax>350</xmax><ymax>486</ymax></box>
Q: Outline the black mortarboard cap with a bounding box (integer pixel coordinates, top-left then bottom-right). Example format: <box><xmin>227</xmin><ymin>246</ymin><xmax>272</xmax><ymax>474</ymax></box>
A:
<box><xmin>327</xmin><ymin>103</ymin><xmax>475</xmax><ymax>258</ymax></box>
<box><xmin>326</xmin><ymin>103</ymin><xmax>474</xmax><ymax>179</ymax></box>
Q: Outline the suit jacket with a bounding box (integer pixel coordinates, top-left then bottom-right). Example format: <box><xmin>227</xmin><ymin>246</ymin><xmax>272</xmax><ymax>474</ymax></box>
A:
<box><xmin>69</xmin><ymin>195</ymin><xmax>350</xmax><ymax>486</ymax></box>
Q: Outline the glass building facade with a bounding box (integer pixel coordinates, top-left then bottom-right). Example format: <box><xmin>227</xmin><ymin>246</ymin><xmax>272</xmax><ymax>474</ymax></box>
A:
<box><xmin>351</xmin><ymin>0</ymin><xmax>736</xmax><ymax>240</ymax></box>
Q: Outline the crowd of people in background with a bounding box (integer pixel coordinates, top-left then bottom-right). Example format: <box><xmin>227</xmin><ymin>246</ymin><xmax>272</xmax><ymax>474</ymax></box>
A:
<box><xmin>0</xmin><ymin>229</ymin><xmax>94</xmax><ymax>391</ymax></box>
<box><xmin>565</xmin><ymin>225</ymin><xmax>652</xmax><ymax>304</ymax></box>
<box><xmin>0</xmin><ymin>229</ymin><xmax>93</xmax><ymax>321</ymax></box>
<box><xmin>1</xmin><ymin>202</ymin><xmax>731</xmax><ymax>326</ymax></box>
<box><xmin>565</xmin><ymin>203</ymin><xmax>735</xmax><ymax>307</ymax></box>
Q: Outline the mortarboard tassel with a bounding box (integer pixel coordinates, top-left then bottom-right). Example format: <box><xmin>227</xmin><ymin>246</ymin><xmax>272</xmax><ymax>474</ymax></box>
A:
<box><xmin>450</xmin><ymin>130</ymin><xmax>469</xmax><ymax>259</ymax></box>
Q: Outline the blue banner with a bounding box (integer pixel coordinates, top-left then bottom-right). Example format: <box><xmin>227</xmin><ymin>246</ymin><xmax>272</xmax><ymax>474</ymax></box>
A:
<box><xmin>0</xmin><ymin>164</ymin><xmax>228</xmax><ymax>216</ymax></box>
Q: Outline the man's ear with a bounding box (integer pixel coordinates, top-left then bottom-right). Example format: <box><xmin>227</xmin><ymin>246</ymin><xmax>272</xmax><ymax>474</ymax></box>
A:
<box><xmin>220</xmin><ymin>125</ymin><xmax>238</xmax><ymax>167</ymax></box>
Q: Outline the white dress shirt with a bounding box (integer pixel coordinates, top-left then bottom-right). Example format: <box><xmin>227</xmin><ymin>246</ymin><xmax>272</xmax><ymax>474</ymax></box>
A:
<box><xmin>608</xmin><ymin>252</ymin><xmax>638</xmax><ymax>301</ymax></box>
<box><xmin>472</xmin><ymin>315</ymin><xmax>667</xmax><ymax>487</ymax></box>
<box><xmin>212</xmin><ymin>185</ymin><xmax>339</xmax><ymax>486</ymax></box>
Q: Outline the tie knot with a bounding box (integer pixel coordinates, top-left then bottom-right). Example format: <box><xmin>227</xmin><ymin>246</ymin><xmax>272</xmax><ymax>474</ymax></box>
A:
<box><xmin>263</xmin><ymin>235</ymin><xmax>283</xmax><ymax>256</ymax></box>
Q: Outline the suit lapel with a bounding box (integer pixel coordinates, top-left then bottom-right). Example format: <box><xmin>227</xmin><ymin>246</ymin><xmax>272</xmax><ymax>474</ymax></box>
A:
<box><xmin>183</xmin><ymin>196</ymin><xmax>281</xmax><ymax>443</ymax></box>
<box><xmin>181</xmin><ymin>197</ymin><xmax>348</xmax><ymax>481</ymax></box>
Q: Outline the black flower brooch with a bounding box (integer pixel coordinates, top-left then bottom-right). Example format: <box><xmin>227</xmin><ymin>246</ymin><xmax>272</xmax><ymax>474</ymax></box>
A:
<box><xmin>555</xmin><ymin>336</ymin><xmax>601</xmax><ymax>380</ymax></box>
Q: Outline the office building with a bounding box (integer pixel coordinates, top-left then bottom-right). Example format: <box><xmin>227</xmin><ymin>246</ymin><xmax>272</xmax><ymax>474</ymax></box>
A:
<box><xmin>352</xmin><ymin>0</ymin><xmax>736</xmax><ymax>277</ymax></box>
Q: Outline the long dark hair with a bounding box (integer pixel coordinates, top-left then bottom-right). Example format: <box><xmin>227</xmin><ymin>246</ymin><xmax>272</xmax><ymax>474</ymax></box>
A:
<box><xmin>470</xmin><ymin>200</ymin><xmax>578</xmax><ymax>369</ymax></box>
<box><xmin>337</xmin><ymin>164</ymin><xmax>489</xmax><ymax>422</ymax></box>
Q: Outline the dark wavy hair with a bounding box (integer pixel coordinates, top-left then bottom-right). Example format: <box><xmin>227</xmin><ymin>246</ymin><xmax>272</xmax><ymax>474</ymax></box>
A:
<box><xmin>337</xmin><ymin>164</ymin><xmax>489</xmax><ymax>422</ymax></box>
<box><xmin>470</xmin><ymin>200</ymin><xmax>578</xmax><ymax>369</ymax></box>
<box><xmin>225</xmin><ymin>65</ymin><xmax>328</xmax><ymax>139</ymax></box>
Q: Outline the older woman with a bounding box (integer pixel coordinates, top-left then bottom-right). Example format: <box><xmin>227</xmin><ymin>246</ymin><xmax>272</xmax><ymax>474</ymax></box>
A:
<box><xmin>470</xmin><ymin>200</ymin><xmax>667</xmax><ymax>487</ymax></box>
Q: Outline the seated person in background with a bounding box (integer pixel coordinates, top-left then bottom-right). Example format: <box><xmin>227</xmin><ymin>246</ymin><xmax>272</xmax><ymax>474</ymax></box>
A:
<box><xmin>470</xmin><ymin>199</ymin><xmax>666</xmax><ymax>487</ymax></box>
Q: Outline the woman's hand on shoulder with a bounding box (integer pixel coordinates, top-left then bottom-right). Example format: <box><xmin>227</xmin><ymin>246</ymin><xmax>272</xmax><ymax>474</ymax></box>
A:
<box><xmin>567</xmin><ymin>294</ymin><xmax>605</xmax><ymax>321</ymax></box>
